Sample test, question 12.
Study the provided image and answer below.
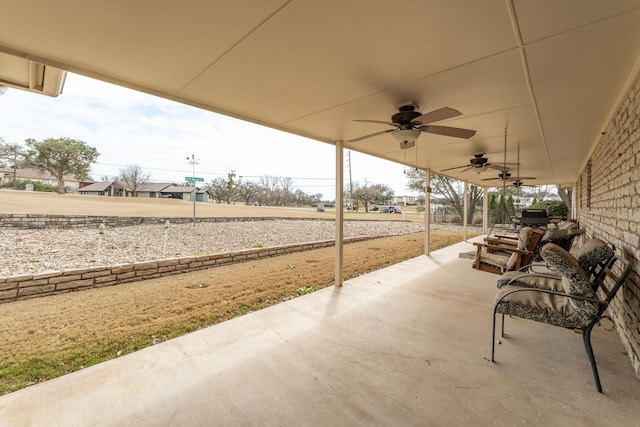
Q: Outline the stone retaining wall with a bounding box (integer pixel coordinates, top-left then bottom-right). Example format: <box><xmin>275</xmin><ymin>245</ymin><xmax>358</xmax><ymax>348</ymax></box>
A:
<box><xmin>0</xmin><ymin>213</ymin><xmax>321</xmax><ymax>229</ymax></box>
<box><xmin>0</xmin><ymin>236</ymin><xmax>370</xmax><ymax>304</ymax></box>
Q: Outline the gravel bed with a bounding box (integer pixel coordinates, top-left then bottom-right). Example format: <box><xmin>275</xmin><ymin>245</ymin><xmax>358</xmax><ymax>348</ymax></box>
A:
<box><xmin>0</xmin><ymin>219</ymin><xmax>427</xmax><ymax>277</ymax></box>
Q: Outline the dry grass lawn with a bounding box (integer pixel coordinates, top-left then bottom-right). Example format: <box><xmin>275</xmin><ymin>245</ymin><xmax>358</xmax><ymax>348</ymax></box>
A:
<box><xmin>0</xmin><ymin>190</ymin><xmax>424</xmax><ymax>221</ymax></box>
<box><xmin>0</xmin><ymin>190</ymin><xmax>475</xmax><ymax>394</ymax></box>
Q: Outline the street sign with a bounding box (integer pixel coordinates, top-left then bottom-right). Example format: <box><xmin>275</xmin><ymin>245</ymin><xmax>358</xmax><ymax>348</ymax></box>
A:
<box><xmin>185</xmin><ymin>176</ymin><xmax>204</xmax><ymax>182</ymax></box>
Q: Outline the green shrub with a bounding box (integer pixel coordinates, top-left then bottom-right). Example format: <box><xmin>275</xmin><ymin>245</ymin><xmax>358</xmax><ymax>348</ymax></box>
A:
<box><xmin>14</xmin><ymin>179</ymin><xmax>59</xmax><ymax>193</ymax></box>
<box><xmin>530</xmin><ymin>200</ymin><xmax>568</xmax><ymax>218</ymax></box>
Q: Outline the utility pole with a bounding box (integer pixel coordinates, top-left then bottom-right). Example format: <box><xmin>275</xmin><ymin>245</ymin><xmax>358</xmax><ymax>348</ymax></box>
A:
<box><xmin>187</xmin><ymin>154</ymin><xmax>198</xmax><ymax>227</ymax></box>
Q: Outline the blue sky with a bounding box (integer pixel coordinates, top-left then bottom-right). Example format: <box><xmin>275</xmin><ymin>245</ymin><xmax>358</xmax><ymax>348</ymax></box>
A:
<box><xmin>0</xmin><ymin>73</ymin><xmax>416</xmax><ymax>200</ymax></box>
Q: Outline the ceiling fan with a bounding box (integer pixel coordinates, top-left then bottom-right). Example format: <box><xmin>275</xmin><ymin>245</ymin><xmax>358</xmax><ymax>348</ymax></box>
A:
<box><xmin>441</xmin><ymin>153</ymin><xmax>519</xmax><ymax>173</ymax></box>
<box><xmin>511</xmin><ymin>179</ymin><xmax>535</xmax><ymax>188</ymax></box>
<box><xmin>481</xmin><ymin>170</ymin><xmax>536</xmax><ymax>183</ymax></box>
<box><xmin>480</xmin><ymin>127</ymin><xmax>535</xmax><ymax>185</ymax></box>
<box><xmin>348</xmin><ymin>103</ymin><xmax>476</xmax><ymax>149</ymax></box>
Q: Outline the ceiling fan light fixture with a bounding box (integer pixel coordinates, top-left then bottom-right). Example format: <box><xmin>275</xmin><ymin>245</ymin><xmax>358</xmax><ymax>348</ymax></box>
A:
<box><xmin>392</xmin><ymin>128</ymin><xmax>420</xmax><ymax>144</ymax></box>
<box><xmin>399</xmin><ymin>140</ymin><xmax>416</xmax><ymax>149</ymax></box>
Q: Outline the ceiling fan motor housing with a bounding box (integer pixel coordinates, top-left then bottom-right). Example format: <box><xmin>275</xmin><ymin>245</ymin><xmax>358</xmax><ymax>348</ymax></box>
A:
<box><xmin>499</xmin><ymin>171</ymin><xmax>511</xmax><ymax>180</ymax></box>
<box><xmin>392</xmin><ymin>105</ymin><xmax>422</xmax><ymax>125</ymax></box>
<box><xmin>470</xmin><ymin>154</ymin><xmax>488</xmax><ymax>166</ymax></box>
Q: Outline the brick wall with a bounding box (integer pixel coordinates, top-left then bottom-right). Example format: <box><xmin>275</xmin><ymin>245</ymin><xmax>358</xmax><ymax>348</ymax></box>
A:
<box><xmin>576</xmin><ymin>69</ymin><xmax>640</xmax><ymax>378</ymax></box>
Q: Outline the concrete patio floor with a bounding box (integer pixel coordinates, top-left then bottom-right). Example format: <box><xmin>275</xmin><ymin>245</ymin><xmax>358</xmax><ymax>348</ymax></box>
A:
<box><xmin>1</xmin><ymin>239</ymin><xmax>639</xmax><ymax>426</ymax></box>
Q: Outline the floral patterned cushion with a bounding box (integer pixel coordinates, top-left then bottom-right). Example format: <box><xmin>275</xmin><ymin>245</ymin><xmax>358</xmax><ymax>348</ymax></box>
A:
<box><xmin>575</xmin><ymin>238</ymin><xmax>614</xmax><ymax>274</ymax></box>
<box><xmin>496</xmin><ymin>271</ymin><xmax>563</xmax><ymax>291</ymax></box>
<box><xmin>540</xmin><ymin>243</ymin><xmax>597</xmax><ymax>317</ymax></box>
<box><xmin>494</xmin><ymin>286</ymin><xmax>595</xmax><ymax>328</ymax></box>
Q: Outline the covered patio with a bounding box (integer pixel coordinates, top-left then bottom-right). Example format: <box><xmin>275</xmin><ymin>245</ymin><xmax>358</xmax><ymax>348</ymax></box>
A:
<box><xmin>1</xmin><ymin>239</ymin><xmax>639</xmax><ymax>425</ymax></box>
<box><xmin>1</xmin><ymin>1</ymin><xmax>639</xmax><ymax>422</ymax></box>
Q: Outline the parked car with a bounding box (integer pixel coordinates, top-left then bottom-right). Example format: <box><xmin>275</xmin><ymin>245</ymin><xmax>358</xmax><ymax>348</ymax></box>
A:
<box><xmin>384</xmin><ymin>206</ymin><xmax>402</xmax><ymax>214</ymax></box>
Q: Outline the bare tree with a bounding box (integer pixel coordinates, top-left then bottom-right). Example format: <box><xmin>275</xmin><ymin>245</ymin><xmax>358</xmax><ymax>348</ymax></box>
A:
<box><xmin>405</xmin><ymin>168</ymin><xmax>482</xmax><ymax>221</ymax></box>
<box><xmin>236</xmin><ymin>180</ymin><xmax>259</xmax><ymax>205</ymax></box>
<box><xmin>351</xmin><ymin>181</ymin><xmax>394</xmax><ymax>212</ymax></box>
<box><xmin>260</xmin><ymin>175</ymin><xmax>280</xmax><ymax>206</ymax></box>
<box><xmin>0</xmin><ymin>140</ymin><xmax>27</xmax><ymax>188</ymax></box>
<box><xmin>556</xmin><ymin>186</ymin><xmax>573</xmax><ymax>217</ymax></box>
<box><xmin>205</xmin><ymin>177</ymin><xmax>228</xmax><ymax>203</ymax></box>
<box><xmin>524</xmin><ymin>184</ymin><xmax>554</xmax><ymax>202</ymax></box>
<box><xmin>224</xmin><ymin>170</ymin><xmax>238</xmax><ymax>204</ymax></box>
<box><xmin>118</xmin><ymin>164</ymin><xmax>150</xmax><ymax>197</ymax></box>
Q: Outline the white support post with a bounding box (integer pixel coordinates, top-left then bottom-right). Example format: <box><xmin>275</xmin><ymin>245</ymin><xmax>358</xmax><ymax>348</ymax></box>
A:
<box><xmin>483</xmin><ymin>186</ymin><xmax>489</xmax><ymax>234</ymax></box>
<box><xmin>463</xmin><ymin>181</ymin><xmax>469</xmax><ymax>241</ymax></box>
<box><xmin>335</xmin><ymin>141</ymin><xmax>344</xmax><ymax>287</ymax></box>
<box><xmin>425</xmin><ymin>168</ymin><xmax>431</xmax><ymax>255</ymax></box>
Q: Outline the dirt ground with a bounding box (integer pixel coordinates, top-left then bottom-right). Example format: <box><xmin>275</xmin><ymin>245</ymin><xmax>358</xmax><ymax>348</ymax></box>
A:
<box><xmin>0</xmin><ymin>190</ymin><xmax>474</xmax><ymax>393</ymax></box>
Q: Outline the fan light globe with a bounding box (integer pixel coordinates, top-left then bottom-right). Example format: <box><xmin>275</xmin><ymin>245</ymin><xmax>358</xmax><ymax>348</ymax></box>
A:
<box><xmin>392</xmin><ymin>128</ymin><xmax>420</xmax><ymax>143</ymax></box>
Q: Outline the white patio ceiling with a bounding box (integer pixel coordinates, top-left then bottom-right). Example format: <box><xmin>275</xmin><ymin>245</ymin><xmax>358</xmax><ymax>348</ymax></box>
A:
<box><xmin>1</xmin><ymin>0</ymin><xmax>639</xmax><ymax>187</ymax></box>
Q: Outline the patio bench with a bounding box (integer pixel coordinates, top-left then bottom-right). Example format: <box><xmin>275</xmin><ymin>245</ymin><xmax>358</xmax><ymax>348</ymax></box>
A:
<box><xmin>491</xmin><ymin>242</ymin><xmax>631</xmax><ymax>393</ymax></box>
<box><xmin>472</xmin><ymin>227</ymin><xmax>545</xmax><ymax>274</ymax></box>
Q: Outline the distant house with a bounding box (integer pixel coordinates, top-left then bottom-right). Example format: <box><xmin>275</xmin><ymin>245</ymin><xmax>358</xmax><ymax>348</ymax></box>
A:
<box><xmin>81</xmin><ymin>181</ymin><xmax>174</xmax><ymax>197</ymax></box>
<box><xmin>160</xmin><ymin>185</ymin><xmax>208</xmax><ymax>202</ymax></box>
<box><xmin>124</xmin><ymin>182</ymin><xmax>173</xmax><ymax>198</ymax></box>
<box><xmin>80</xmin><ymin>181</ymin><xmax>208</xmax><ymax>202</ymax></box>
<box><xmin>79</xmin><ymin>181</ymin><xmax>125</xmax><ymax>196</ymax></box>
<box><xmin>392</xmin><ymin>195</ymin><xmax>417</xmax><ymax>206</ymax></box>
<box><xmin>0</xmin><ymin>167</ymin><xmax>93</xmax><ymax>191</ymax></box>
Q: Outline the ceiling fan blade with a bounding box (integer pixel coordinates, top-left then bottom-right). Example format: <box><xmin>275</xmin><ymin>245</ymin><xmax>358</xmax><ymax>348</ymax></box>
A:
<box><xmin>420</xmin><ymin>125</ymin><xmax>476</xmax><ymax>139</ymax></box>
<box><xmin>348</xmin><ymin>129</ymin><xmax>393</xmax><ymax>142</ymax></box>
<box><xmin>353</xmin><ymin>119</ymin><xmax>395</xmax><ymax>126</ymax></box>
<box><xmin>411</xmin><ymin>107</ymin><xmax>462</xmax><ymax>125</ymax></box>
<box><xmin>441</xmin><ymin>165</ymin><xmax>470</xmax><ymax>172</ymax></box>
<box><xmin>481</xmin><ymin>176</ymin><xmax>536</xmax><ymax>182</ymax></box>
<box><xmin>459</xmin><ymin>166</ymin><xmax>476</xmax><ymax>173</ymax></box>
<box><xmin>486</xmin><ymin>162</ymin><xmax>519</xmax><ymax>171</ymax></box>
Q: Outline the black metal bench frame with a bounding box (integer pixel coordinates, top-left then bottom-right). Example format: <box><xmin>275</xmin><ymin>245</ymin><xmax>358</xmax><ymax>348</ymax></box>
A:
<box><xmin>491</xmin><ymin>254</ymin><xmax>631</xmax><ymax>393</ymax></box>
